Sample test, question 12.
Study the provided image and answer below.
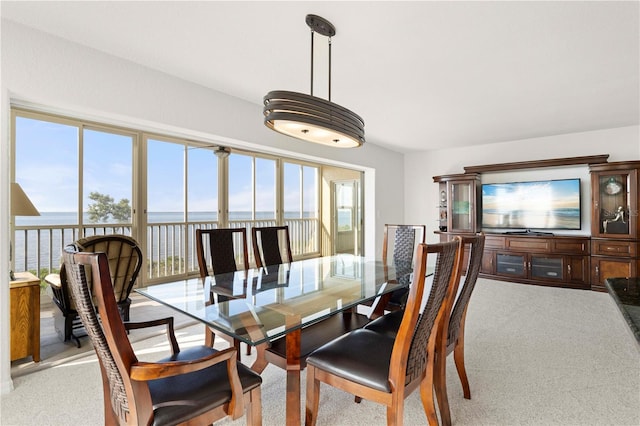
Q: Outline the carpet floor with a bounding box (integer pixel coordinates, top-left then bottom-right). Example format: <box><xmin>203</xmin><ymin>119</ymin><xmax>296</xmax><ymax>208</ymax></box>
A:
<box><xmin>2</xmin><ymin>278</ymin><xmax>639</xmax><ymax>425</ymax></box>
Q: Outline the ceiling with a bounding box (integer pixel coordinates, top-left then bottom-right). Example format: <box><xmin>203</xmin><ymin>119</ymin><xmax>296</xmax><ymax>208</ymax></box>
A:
<box><xmin>2</xmin><ymin>1</ymin><xmax>639</xmax><ymax>153</ymax></box>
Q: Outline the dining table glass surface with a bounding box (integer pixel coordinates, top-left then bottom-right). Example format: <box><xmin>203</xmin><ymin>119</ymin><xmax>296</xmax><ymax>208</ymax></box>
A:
<box><xmin>136</xmin><ymin>254</ymin><xmax>414</xmax><ymax>347</ymax></box>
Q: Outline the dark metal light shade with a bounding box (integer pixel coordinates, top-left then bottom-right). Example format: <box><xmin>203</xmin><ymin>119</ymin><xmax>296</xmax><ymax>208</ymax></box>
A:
<box><xmin>264</xmin><ymin>90</ymin><xmax>365</xmax><ymax>148</ymax></box>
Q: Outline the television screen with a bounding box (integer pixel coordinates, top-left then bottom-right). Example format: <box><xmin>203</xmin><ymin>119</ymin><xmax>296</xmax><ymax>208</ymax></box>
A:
<box><xmin>481</xmin><ymin>178</ymin><xmax>581</xmax><ymax>230</ymax></box>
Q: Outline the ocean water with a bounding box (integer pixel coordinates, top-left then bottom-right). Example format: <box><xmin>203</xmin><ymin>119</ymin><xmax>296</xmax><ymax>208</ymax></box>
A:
<box><xmin>14</xmin><ymin>211</ymin><xmax>317</xmax><ymax>271</ymax></box>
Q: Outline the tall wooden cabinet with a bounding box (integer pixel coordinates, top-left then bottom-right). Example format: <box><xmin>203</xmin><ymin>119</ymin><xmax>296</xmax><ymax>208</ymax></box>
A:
<box><xmin>433</xmin><ymin>173</ymin><xmax>480</xmax><ymax>234</ymax></box>
<box><xmin>589</xmin><ymin>161</ymin><xmax>640</xmax><ymax>291</ymax></box>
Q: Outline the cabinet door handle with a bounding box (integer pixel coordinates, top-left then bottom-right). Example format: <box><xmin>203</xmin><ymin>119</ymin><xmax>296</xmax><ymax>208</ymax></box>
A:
<box><xmin>567</xmin><ymin>264</ymin><xmax>572</xmax><ymax>278</ymax></box>
<box><xmin>595</xmin><ymin>265</ymin><xmax>599</xmax><ymax>276</ymax></box>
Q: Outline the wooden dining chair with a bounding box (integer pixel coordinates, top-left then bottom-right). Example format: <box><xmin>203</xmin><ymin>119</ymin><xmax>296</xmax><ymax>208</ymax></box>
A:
<box><xmin>382</xmin><ymin>224</ymin><xmax>426</xmax><ymax>311</ymax></box>
<box><xmin>437</xmin><ymin>233</ymin><xmax>486</xmax><ymax>418</ymax></box>
<box><xmin>363</xmin><ymin>233</ymin><xmax>486</xmax><ymax>426</ymax></box>
<box><xmin>195</xmin><ymin>228</ymin><xmax>252</xmax><ymax>356</ymax></box>
<box><xmin>362</xmin><ymin>224</ymin><xmax>426</xmax><ymax>317</ymax></box>
<box><xmin>251</xmin><ymin>225</ymin><xmax>293</xmax><ymax>268</ymax></box>
<box><xmin>196</xmin><ymin>228</ymin><xmax>250</xmax><ymax>279</ymax></box>
<box><xmin>62</xmin><ymin>247</ymin><xmax>263</xmax><ymax>426</ymax></box>
<box><xmin>305</xmin><ymin>238</ymin><xmax>463</xmax><ymax>426</ymax></box>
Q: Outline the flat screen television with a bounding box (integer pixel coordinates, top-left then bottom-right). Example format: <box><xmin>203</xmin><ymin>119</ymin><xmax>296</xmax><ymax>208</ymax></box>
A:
<box><xmin>481</xmin><ymin>178</ymin><xmax>581</xmax><ymax>230</ymax></box>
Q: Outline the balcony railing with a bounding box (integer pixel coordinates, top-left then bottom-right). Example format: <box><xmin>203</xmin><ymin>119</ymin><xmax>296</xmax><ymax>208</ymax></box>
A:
<box><xmin>14</xmin><ymin>218</ymin><xmax>319</xmax><ymax>284</ymax></box>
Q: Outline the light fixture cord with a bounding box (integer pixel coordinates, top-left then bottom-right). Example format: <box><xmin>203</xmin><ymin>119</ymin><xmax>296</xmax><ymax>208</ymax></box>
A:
<box><xmin>328</xmin><ymin>36</ymin><xmax>332</xmax><ymax>101</ymax></box>
<box><xmin>310</xmin><ymin>30</ymin><xmax>314</xmax><ymax>96</ymax></box>
<box><xmin>309</xmin><ymin>30</ymin><xmax>332</xmax><ymax>101</ymax></box>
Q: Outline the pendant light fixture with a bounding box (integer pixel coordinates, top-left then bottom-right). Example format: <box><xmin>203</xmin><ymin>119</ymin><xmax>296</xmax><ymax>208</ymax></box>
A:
<box><xmin>263</xmin><ymin>14</ymin><xmax>365</xmax><ymax>148</ymax></box>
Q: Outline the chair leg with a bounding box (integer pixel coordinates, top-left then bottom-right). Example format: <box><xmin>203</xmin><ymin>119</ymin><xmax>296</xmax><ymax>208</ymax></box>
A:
<box><xmin>246</xmin><ymin>387</ymin><xmax>262</xmax><ymax>426</ymax></box>
<box><xmin>65</xmin><ymin>315</ymin><xmax>81</xmax><ymax>348</ymax></box>
<box><xmin>386</xmin><ymin>403</ymin><xmax>404</xmax><ymax>426</ymax></box>
<box><xmin>453</xmin><ymin>339</ymin><xmax>470</xmax><ymax>399</ymax></box>
<box><xmin>419</xmin><ymin>346</ymin><xmax>440</xmax><ymax>426</ymax></box>
<box><xmin>434</xmin><ymin>348</ymin><xmax>452</xmax><ymax>426</ymax></box>
<box><xmin>454</xmin><ymin>311</ymin><xmax>471</xmax><ymax>399</ymax></box>
<box><xmin>305</xmin><ymin>365</ymin><xmax>320</xmax><ymax>426</ymax></box>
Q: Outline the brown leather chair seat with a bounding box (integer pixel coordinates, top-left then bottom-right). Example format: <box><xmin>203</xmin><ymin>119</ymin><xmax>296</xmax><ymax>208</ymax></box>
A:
<box><xmin>305</xmin><ymin>329</ymin><xmax>396</xmax><ymax>392</ymax></box>
<box><xmin>363</xmin><ymin>309</ymin><xmax>404</xmax><ymax>338</ymax></box>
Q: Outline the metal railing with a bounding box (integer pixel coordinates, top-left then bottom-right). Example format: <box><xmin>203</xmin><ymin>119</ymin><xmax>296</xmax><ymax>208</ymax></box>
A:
<box><xmin>14</xmin><ymin>218</ymin><xmax>320</xmax><ymax>284</ymax></box>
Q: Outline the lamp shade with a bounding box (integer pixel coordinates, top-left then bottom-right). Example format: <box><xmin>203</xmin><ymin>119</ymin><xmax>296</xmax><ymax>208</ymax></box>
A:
<box><xmin>263</xmin><ymin>91</ymin><xmax>365</xmax><ymax>148</ymax></box>
<box><xmin>11</xmin><ymin>182</ymin><xmax>40</xmax><ymax>216</ymax></box>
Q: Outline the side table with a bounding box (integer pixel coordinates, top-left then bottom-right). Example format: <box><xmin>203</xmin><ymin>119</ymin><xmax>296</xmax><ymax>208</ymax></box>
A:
<box><xmin>10</xmin><ymin>271</ymin><xmax>41</xmax><ymax>362</ymax></box>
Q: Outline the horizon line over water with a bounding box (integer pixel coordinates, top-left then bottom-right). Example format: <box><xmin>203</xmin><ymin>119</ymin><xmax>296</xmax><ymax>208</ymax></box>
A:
<box><xmin>16</xmin><ymin>211</ymin><xmax>316</xmax><ymax>226</ymax></box>
<box><xmin>14</xmin><ymin>211</ymin><xmax>321</xmax><ymax>271</ymax></box>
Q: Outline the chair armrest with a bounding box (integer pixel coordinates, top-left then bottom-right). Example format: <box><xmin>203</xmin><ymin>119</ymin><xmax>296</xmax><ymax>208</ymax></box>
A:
<box><xmin>44</xmin><ymin>273</ymin><xmax>61</xmax><ymax>289</ymax></box>
<box><xmin>124</xmin><ymin>317</ymin><xmax>180</xmax><ymax>355</ymax></box>
<box><xmin>130</xmin><ymin>347</ymin><xmax>244</xmax><ymax>419</ymax></box>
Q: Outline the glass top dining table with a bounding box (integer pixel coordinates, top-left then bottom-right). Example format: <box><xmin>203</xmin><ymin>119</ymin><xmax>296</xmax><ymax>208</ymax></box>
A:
<box><xmin>136</xmin><ymin>254</ymin><xmax>413</xmax><ymax>346</ymax></box>
<box><xmin>136</xmin><ymin>254</ymin><xmax>415</xmax><ymax>425</ymax></box>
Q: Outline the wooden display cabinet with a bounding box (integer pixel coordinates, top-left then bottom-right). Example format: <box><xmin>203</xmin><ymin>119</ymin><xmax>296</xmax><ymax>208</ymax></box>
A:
<box><xmin>433</xmin><ymin>173</ymin><xmax>480</xmax><ymax>234</ymax></box>
<box><xmin>10</xmin><ymin>271</ymin><xmax>41</xmax><ymax>362</ymax></box>
<box><xmin>589</xmin><ymin>161</ymin><xmax>640</xmax><ymax>291</ymax></box>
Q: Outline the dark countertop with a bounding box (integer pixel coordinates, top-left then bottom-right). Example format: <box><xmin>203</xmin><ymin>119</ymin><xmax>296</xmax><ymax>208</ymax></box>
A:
<box><xmin>605</xmin><ymin>277</ymin><xmax>640</xmax><ymax>344</ymax></box>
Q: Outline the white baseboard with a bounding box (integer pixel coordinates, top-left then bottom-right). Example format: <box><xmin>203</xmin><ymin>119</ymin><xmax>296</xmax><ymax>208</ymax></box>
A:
<box><xmin>1</xmin><ymin>377</ymin><xmax>15</xmax><ymax>395</ymax></box>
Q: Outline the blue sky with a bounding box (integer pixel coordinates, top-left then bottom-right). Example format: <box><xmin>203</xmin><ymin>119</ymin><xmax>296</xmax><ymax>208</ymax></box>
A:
<box><xmin>15</xmin><ymin>115</ymin><xmax>316</xmax><ymax>215</ymax></box>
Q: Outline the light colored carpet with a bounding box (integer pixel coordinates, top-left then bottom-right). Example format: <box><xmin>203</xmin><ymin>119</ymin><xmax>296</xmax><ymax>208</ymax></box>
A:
<box><xmin>2</xmin><ymin>278</ymin><xmax>639</xmax><ymax>425</ymax></box>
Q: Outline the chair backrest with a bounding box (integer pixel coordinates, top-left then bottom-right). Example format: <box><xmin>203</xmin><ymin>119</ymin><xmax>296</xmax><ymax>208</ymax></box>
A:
<box><xmin>195</xmin><ymin>228</ymin><xmax>249</xmax><ymax>278</ymax></box>
<box><xmin>447</xmin><ymin>233</ymin><xmax>485</xmax><ymax>347</ymax></box>
<box><xmin>251</xmin><ymin>226</ymin><xmax>293</xmax><ymax>268</ymax></box>
<box><xmin>389</xmin><ymin>237</ymin><xmax>463</xmax><ymax>387</ymax></box>
<box><xmin>382</xmin><ymin>224</ymin><xmax>426</xmax><ymax>270</ymax></box>
<box><xmin>61</xmin><ymin>234</ymin><xmax>142</xmax><ymax>307</ymax></box>
<box><xmin>62</xmin><ymin>247</ymin><xmax>140</xmax><ymax>424</ymax></box>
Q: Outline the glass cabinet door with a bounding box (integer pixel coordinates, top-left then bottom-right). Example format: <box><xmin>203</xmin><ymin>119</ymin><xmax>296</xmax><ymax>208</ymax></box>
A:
<box><xmin>593</xmin><ymin>172</ymin><xmax>632</xmax><ymax>237</ymax></box>
<box><xmin>451</xmin><ymin>182</ymin><xmax>473</xmax><ymax>232</ymax></box>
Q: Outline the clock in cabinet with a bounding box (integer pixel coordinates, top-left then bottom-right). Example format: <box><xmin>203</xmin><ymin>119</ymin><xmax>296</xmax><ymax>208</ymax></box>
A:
<box><xmin>590</xmin><ymin>161</ymin><xmax>640</xmax><ymax>291</ymax></box>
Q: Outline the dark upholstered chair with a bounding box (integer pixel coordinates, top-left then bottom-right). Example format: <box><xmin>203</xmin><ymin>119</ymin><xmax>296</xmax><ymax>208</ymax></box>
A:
<box><xmin>305</xmin><ymin>238</ymin><xmax>464</xmax><ymax>426</ymax></box>
<box><xmin>45</xmin><ymin>234</ymin><xmax>142</xmax><ymax>347</ymax></box>
<box><xmin>195</xmin><ymin>228</ymin><xmax>252</xmax><ymax>357</ymax></box>
<box><xmin>364</xmin><ymin>233</ymin><xmax>485</xmax><ymax>425</ymax></box>
<box><xmin>251</xmin><ymin>226</ymin><xmax>293</xmax><ymax>268</ymax></box>
<box><xmin>196</xmin><ymin>228</ymin><xmax>250</xmax><ymax>279</ymax></box>
<box><xmin>62</xmin><ymin>247</ymin><xmax>262</xmax><ymax>426</ymax></box>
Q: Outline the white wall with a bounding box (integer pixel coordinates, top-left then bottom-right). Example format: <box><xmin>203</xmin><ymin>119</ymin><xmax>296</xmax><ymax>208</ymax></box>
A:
<box><xmin>405</xmin><ymin>126</ymin><xmax>640</xmax><ymax>243</ymax></box>
<box><xmin>0</xmin><ymin>20</ymin><xmax>405</xmax><ymax>393</ymax></box>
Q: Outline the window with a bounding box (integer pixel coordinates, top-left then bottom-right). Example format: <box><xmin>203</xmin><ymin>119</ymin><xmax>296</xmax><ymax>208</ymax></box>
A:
<box><xmin>284</xmin><ymin>161</ymin><xmax>319</xmax><ymax>256</ymax></box>
<box><xmin>12</xmin><ymin>109</ymin><xmax>341</xmax><ymax>284</ymax></box>
<box><xmin>146</xmin><ymin>138</ymin><xmax>220</xmax><ymax>279</ymax></box>
<box><xmin>13</xmin><ymin>112</ymin><xmax>135</xmax><ymax>275</ymax></box>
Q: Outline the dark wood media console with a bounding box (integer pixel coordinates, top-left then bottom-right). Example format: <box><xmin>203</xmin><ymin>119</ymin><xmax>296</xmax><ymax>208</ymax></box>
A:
<box><xmin>434</xmin><ymin>156</ymin><xmax>640</xmax><ymax>291</ymax></box>
<box><xmin>436</xmin><ymin>232</ymin><xmax>591</xmax><ymax>289</ymax></box>
<box><xmin>480</xmin><ymin>233</ymin><xmax>590</xmax><ymax>289</ymax></box>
